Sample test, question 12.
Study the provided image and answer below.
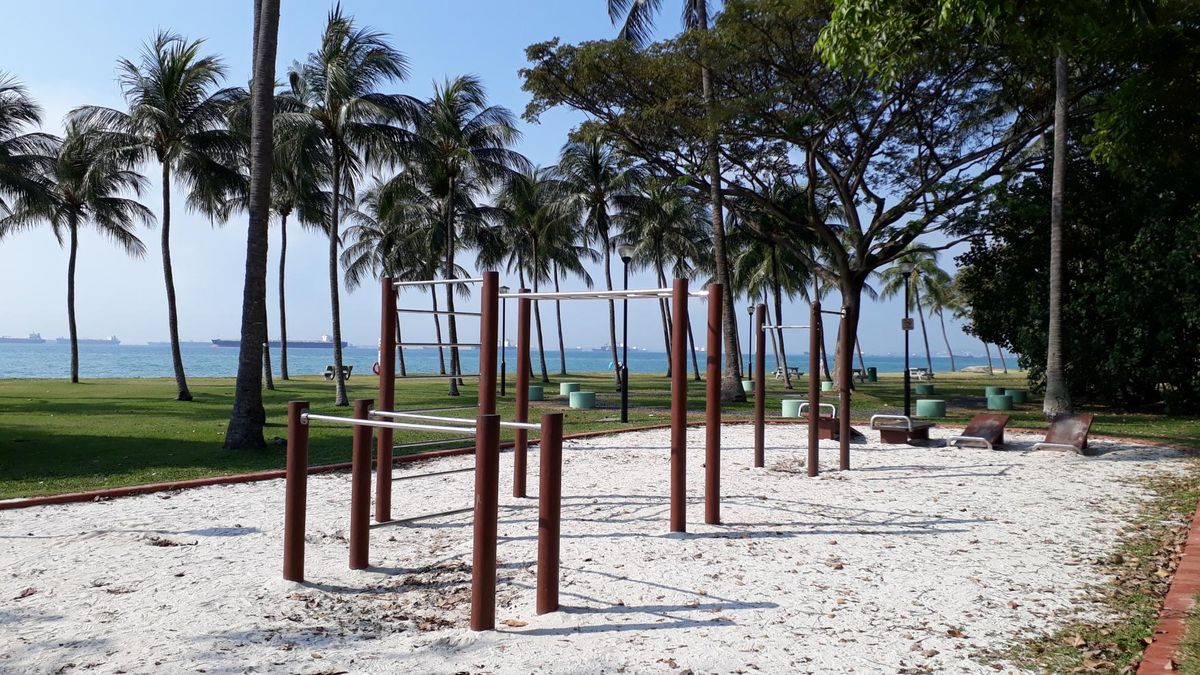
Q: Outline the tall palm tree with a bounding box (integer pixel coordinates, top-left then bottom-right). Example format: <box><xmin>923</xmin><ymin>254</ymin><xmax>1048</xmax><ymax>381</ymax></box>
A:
<box><xmin>280</xmin><ymin>6</ymin><xmax>420</xmax><ymax>406</ymax></box>
<box><xmin>72</xmin><ymin>32</ymin><xmax>243</xmax><ymax>401</ymax></box>
<box><xmin>923</xmin><ymin>271</ymin><xmax>959</xmax><ymax>372</ymax></box>
<box><xmin>557</xmin><ymin>138</ymin><xmax>640</xmax><ymax>383</ymax></box>
<box><xmin>547</xmin><ymin>218</ymin><xmax>598</xmax><ymax>377</ymax></box>
<box><xmin>0</xmin><ymin>121</ymin><xmax>151</xmax><ymax>383</ymax></box>
<box><xmin>879</xmin><ymin>249</ymin><xmax>952</xmax><ymax>375</ymax></box>
<box><xmin>414</xmin><ymin>75</ymin><xmax>527</xmax><ymax>395</ymax></box>
<box><xmin>1045</xmin><ymin>49</ymin><xmax>1071</xmax><ymax>416</ymax></box>
<box><xmin>0</xmin><ymin>74</ymin><xmax>56</xmax><ymax>214</ymax></box>
<box><xmin>606</xmin><ymin>0</ymin><xmax>743</xmax><ymax>399</ymax></box>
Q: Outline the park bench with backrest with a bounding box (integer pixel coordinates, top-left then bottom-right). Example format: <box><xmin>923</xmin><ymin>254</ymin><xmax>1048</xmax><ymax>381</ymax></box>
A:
<box><xmin>1032</xmin><ymin>413</ymin><xmax>1096</xmax><ymax>456</ymax></box>
<box><xmin>323</xmin><ymin>364</ymin><xmax>353</xmax><ymax>381</ymax></box>
<box><xmin>947</xmin><ymin>413</ymin><xmax>1010</xmax><ymax>449</ymax></box>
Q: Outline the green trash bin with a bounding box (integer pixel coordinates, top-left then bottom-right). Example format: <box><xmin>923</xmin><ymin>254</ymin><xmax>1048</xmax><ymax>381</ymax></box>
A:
<box><xmin>821</xmin><ymin>380</ymin><xmax>834</xmax><ymax>392</ymax></box>
<box><xmin>1005</xmin><ymin>388</ymin><xmax>1027</xmax><ymax>404</ymax></box>
<box><xmin>915</xmin><ymin>383</ymin><xmax>935</xmax><ymax>395</ymax></box>
<box><xmin>866</xmin><ymin>367</ymin><xmax>878</xmax><ymax>382</ymax></box>
<box><xmin>568</xmin><ymin>391</ymin><xmax>596</xmax><ymax>409</ymax></box>
<box><xmin>987</xmin><ymin>394</ymin><xmax>1013</xmax><ymax>411</ymax></box>
<box><xmin>915</xmin><ymin>398</ymin><xmax>946</xmax><ymax>418</ymax></box>
<box><xmin>985</xmin><ymin>385</ymin><xmax>1005</xmax><ymax>397</ymax></box>
<box><xmin>528</xmin><ymin>385</ymin><xmax>544</xmax><ymax>401</ymax></box>
<box><xmin>742</xmin><ymin>379</ymin><xmax>754</xmax><ymax>393</ymax></box>
<box><xmin>559</xmin><ymin>382</ymin><xmax>580</xmax><ymax>396</ymax></box>
<box><xmin>781</xmin><ymin>399</ymin><xmax>804</xmax><ymax>418</ymax></box>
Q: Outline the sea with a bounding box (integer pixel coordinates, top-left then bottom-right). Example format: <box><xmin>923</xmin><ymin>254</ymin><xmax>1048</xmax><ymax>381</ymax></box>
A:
<box><xmin>0</xmin><ymin>342</ymin><xmax>1001</xmax><ymax>379</ymax></box>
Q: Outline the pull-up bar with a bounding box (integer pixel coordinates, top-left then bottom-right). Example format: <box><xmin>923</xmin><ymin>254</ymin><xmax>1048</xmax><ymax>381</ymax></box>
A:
<box><xmin>396</xmin><ymin>308</ymin><xmax>482</xmax><ymax>317</ymax></box>
<box><xmin>497</xmin><ymin>287</ymin><xmax>713</xmax><ymax>301</ymax></box>
<box><xmin>393</xmin><ymin>277</ymin><xmax>484</xmax><ymax>288</ymax></box>
<box><xmin>370</xmin><ymin>409</ymin><xmax>541</xmax><ymax>431</ymax></box>
<box><xmin>762</xmin><ymin>324</ymin><xmax>810</xmax><ymax>330</ymax></box>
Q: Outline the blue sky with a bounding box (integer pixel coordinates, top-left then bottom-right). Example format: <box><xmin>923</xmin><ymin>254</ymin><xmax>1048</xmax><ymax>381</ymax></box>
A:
<box><xmin>0</xmin><ymin>0</ymin><xmax>991</xmax><ymax>357</ymax></box>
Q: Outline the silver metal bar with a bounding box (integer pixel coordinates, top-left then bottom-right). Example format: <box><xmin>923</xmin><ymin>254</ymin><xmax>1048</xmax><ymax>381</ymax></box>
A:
<box><xmin>499</xmin><ymin>287</ymin><xmax>672</xmax><ymax>300</ymax></box>
<box><xmin>948</xmin><ymin>435</ymin><xmax>993</xmax><ymax>450</ymax></box>
<box><xmin>395</xmin><ymin>373</ymin><xmax>481</xmax><ymax>379</ymax></box>
<box><xmin>370</xmin><ymin>506</ymin><xmax>473</xmax><ymax>527</ymax></box>
<box><xmin>393</xmin><ymin>277</ymin><xmax>484</xmax><ymax>288</ymax></box>
<box><xmin>392</xmin><ymin>467</ymin><xmax>475</xmax><ymax>481</ymax></box>
<box><xmin>870</xmin><ymin>414</ymin><xmax>913</xmax><ymax>431</ymax></box>
<box><xmin>371</xmin><ymin>410</ymin><xmax>540</xmax><ymax>431</ymax></box>
<box><xmin>819</xmin><ymin>309</ymin><xmax>846</xmax><ymax>316</ymax></box>
<box><xmin>1031</xmin><ymin>442</ymin><xmax>1080</xmax><ymax>453</ymax></box>
<box><xmin>301</xmin><ymin>412</ymin><xmax>478</xmax><ymax>436</ymax></box>
<box><xmin>398</xmin><ymin>342</ymin><xmax>481</xmax><ymax>348</ymax></box>
<box><xmin>798</xmin><ymin>402</ymin><xmax>837</xmax><ymax>418</ymax></box>
<box><xmin>396</xmin><ymin>308</ymin><xmax>482</xmax><ymax>317</ymax></box>
<box><xmin>761</xmin><ymin>324</ymin><xmax>810</xmax><ymax>330</ymax></box>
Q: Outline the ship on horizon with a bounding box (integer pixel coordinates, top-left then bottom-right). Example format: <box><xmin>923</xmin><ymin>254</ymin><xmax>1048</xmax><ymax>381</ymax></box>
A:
<box><xmin>0</xmin><ymin>332</ymin><xmax>45</xmax><ymax>344</ymax></box>
<box><xmin>211</xmin><ymin>334</ymin><xmax>348</xmax><ymax>349</ymax></box>
<box><xmin>56</xmin><ymin>335</ymin><xmax>120</xmax><ymax>345</ymax></box>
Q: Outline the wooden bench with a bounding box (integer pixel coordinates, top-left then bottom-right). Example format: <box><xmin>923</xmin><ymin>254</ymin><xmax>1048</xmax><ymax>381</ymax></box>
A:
<box><xmin>1032</xmin><ymin>413</ymin><xmax>1096</xmax><ymax>456</ymax></box>
<box><xmin>948</xmin><ymin>413</ymin><xmax>1010</xmax><ymax>449</ymax></box>
<box><xmin>323</xmin><ymin>364</ymin><xmax>353</xmax><ymax>381</ymax></box>
<box><xmin>870</xmin><ymin>414</ymin><xmax>935</xmax><ymax>444</ymax></box>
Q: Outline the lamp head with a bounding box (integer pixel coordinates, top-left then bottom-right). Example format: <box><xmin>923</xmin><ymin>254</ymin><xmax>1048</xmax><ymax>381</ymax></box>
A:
<box><xmin>499</xmin><ymin>285</ymin><xmax>510</xmax><ymax>294</ymax></box>
<box><xmin>617</xmin><ymin>244</ymin><xmax>635</xmax><ymax>263</ymax></box>
<box><xmin>897</xmin><ymin>262</ymin><xmax>914</xmax><ymax>274</ymax></box>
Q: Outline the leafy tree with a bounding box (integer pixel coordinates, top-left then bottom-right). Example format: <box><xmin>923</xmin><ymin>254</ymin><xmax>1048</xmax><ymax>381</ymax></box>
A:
<box><xmin>0</xmin><ymin>121</ymin><xmax>151</xmax><ymax>383</ymax></box>
<box><xmin>0</xmin><ymin>74</ymin><xmax>56</xmax><ymax>214</ymax></box>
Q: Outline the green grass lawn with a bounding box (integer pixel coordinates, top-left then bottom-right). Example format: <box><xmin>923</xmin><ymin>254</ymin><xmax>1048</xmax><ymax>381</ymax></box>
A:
<box><xmin>1</xmin><ymin>370</ymin><xmax>1196</xmax><ymax>499</ymax></box>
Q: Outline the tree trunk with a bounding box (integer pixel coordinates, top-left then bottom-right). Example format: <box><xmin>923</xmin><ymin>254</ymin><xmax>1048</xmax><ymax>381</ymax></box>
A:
<box><xmin>160</xmin><ymin>162</ymin><xmax>192</xmax><ymax>401</ymax></box>
<box><xmin>263</xmin><ymin>341</ymin><xmax>275</xmax><ymax>390</ymax></box>
<box><xmin>774</xmin><ymin>279</ymin><xmax>792</xmax><ymax>389</ymax></box>
<box><xmin>395</xmin><ymin>314</ymin><xmax>407</xmax><ymax>377</ymax></box>
<box><xmin>818</xmin><ymin>312</ymin><xmax>831</xmax><ymax>380</ymax></box>
<box><xmin>914</xmin><ymin>286</ymin><xmax>934</xmax><ymax>373</ymax></box>
<box><xmin>430</xmin><ymin>290</ymin><xmax>446</xmax><ymax>375</ymax></box>
<box><xmin>657</xmin><ymin>264</ymin><xmax>672</xmax><ymax>376</ymax></box>
<box><xmin>554</xmin><ymin>262</ymin><xmax>567</xmax><ymax>375</ymax></box>
<box><xmin>603</xmin><ymin>233</ymin><xmax>619</xmax><ymax>385</ymax></box>
<box><xmin>937</xmin><ymin>310</ymin><xmax>956</xmax><ymax>372</ymax></box>
<box><xmin>856</xmin><ymin>337</ymin><xmax>866</xmax><ymax>374</ymax></box>
<box><xmin>532</xmin><ymin>255</ymin><xmax>550</xmax><ymax>384</ymax></box>
<box><xmin>66</xmin><ymin>215</ymin><xmax>79</xmax><ymax>383</ymax></box>
<box><xmin>1044</xmin><ymin>48</ymin><xmax>1072</xmax><ymax>416</ymax></box>
<box><xmin>687</xmin><ymin>312</ymin><xmax>701</xmax><ymax>381</ymax></box>
<box><xmin>224</xmin><ymin>0</ymin><xmax>278</xmax><ymax>448</ymax></box>
<box><xmin>765</xmin><ymin>299</ymin><xmax>781</xmax><ymax>376</ymax></box>
<box><xmin>983</xmin><ymin>341</ymin><xmax>995</xmax><ymax>375</ymax></box>
<box><xmin>328</xmin><ymin>152</ymin><xmax>348</xmax><ymax>406</ymax></box>
<box><xmin>278</xmin><ymin>210</ymin><xmax>289</xmax><ymax>380</ymax></box>
<box><xmin>833</xmin><ymin>277</ymin><xmax>864</xmax><ymax>396</ymax></box>
<box><xmin>998</xmin><ymin>345</ymin><xmax>1009</xmax><ymax>374</ymax></box>
<box><xmin>444</xmin><ymin>183</ymin><xmax>461</xmax><ymax>396</ymax></box>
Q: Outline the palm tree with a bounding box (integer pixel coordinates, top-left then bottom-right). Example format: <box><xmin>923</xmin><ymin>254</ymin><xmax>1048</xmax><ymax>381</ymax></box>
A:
<box><xmin>923</xmin><ymin>271</ymin><xmax>960</xmax><ymax>372</ymax></box>
<box><xmin>879</xmin><ymin>249</ymin><xmax>952</xmax><ymax>375</ymax></box>
<box><xmin>0</xmin><ymin>121</ymin><xmax>151</xmax><ymax>383</ymax></box>
<box><xmin>607</xmin><ymin>0</ymin><xmax>743</xmax><ymax>399</ymax></box>
<box><xmin>557</xmin><ymin>138</ymin><xmax>640</xmax><ymax>383</ymax></box>
<box><xmin>280</xmin><ymin>6</ymin><xmax>420</xmax><ymax>406</ymax></box>
<box><xmin>414</xmin><ymin>75</ymin><xmax>527</xmax><ymax>395</ymax></box>
<box><xmin>73</xmin><ymin>32</ymin><xmax>243</xmax><ymax>401</ymax></box>
<box><xmin>1045</xmin><ymin>50</ymin><xmax>1071</xmax><ymax>416</ymax></box>
<box><xmin>0</xmin><ymin>74</ymin><xmax>56</xmax><ymax>213</ymax></box>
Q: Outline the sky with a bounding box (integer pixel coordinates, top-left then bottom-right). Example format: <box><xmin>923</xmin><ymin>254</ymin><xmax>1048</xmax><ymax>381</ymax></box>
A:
<box><xmin>0</xmin><ymin>0</ymin><xmax>992</xmax><ymax>357</ymax></box>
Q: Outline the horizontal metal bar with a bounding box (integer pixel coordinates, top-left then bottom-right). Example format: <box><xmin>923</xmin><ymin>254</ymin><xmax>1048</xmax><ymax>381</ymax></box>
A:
<box><xmin>1031</xmin><ymin>442</ymin><xmax>1079</xmax><ymax>452</ymax></box>
<box><xmin>392</xmin><ymin>466</ymin><xmax>475</xmax><ymax>481</ymax></box>
<box><xmin>301</xmin><ymin>412</ymin><xmax>478</xmax><ymax>436</ymax></box>
<box><xmin>762</xmin><ymin>324</ymin><xmax>810</xmax><ymax>330</ymax></box>
<box><xmin>396</xmin><ymin>308</ymin><xmax>482</xmax><ymax>317</ymax></box>
<box><xmin>870</xmin><ymin>414</ymin><xmax>913</xmax><ymax>431</ymax></box>
<box><xmin>819</xmin><ymin>309</ymin><xmax>846</xmax><ymax>316</ymax></box>
<box><xmin>393</xmin><ymin>277</ymin><xmax>484</xmax><ymax>288</ymax></box>
<box><xmin>395</xmin><ymin>373</ymin><xmax>481</xmax><ymax>379</ymax></box>
<box><xmin>499</xmin><ymin>287</ymin><xmax>672</xmax><ymax>300</ymax></box>
<box><xmin>948</xmin><ymin>435</ymin><xmax>992</xmax><ymax>450</ymax></box>
<box><xmin>393</xmin><ymin>438</ymin><xmax>470</xmax><ymax>451</ymax></box>
<box><xmin>399</xmin><ymin>342</ymin><xmax>481</xmax><ymax>348</ymax></box>
<box><xmin>371</xmin><ymin>410</ymin><xmax>541</xmax><ymax>431</ymax></box>
<box><xmin>370</xmin><ymin>506</ymin><xmax>473</xmax><ymax>528</ymax></box>
<box><xmin>798</xmin><ymin>402</ymin><xmax>837</xmax><ymax>418</ymax></box>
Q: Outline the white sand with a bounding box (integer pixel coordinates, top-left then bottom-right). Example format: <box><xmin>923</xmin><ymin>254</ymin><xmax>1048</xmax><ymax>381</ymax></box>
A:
<box><xmin>0</xmin><ymin>424</ymin><xmax>1192</xmax><ymax>674</ymax></box>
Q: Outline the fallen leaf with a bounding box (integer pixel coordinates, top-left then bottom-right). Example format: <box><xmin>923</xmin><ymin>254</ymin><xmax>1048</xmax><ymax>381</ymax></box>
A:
<box><xmin>500</xmin><ymin>619</ymin><xmax>528</xmax><ymax>627</ymax></box>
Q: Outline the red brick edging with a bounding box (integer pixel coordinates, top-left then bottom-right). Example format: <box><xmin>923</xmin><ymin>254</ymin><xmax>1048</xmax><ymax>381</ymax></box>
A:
<box><xmin>1139</xmin><ymin>501</ymin><xmax>1200</xmax><ymax>672</ymax></box>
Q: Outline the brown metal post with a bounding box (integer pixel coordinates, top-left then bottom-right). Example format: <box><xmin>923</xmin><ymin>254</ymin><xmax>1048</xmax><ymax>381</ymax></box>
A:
<box><xmin>478</xmin><ymin>272</ymin><xmax>499</xmax><ymax>416</ymax></box>
<box><xmin>536</xmin><ymin>412</ymin><xmax>564</xmax><ymax>614</ymax></box>
<box><xmin>670</xmin><ymin>278</ymin><xmax>688</xmax><ymax>533</ymax></box>
<box><xmin>838</xmin><ymin>309</ymin><xmax>852</xmax><ymax>471</ymax></box>
<box><xmin>705</xmin><ymin>284</ymin><xmax>723</xmax><ymax>525</ymax></box>
<box><xmin>283</xmin><ymin>400</ymin><xmax>309</xmax><ymax>582</ymax></box>
<box><xmin>513</xmin><ymin>290</ymin><xmax>531</xmax><ymax>498</ymax></box>
<box><xmin>753</xmin><ymin>304</ymin><xmax>767</xmax><ymax>468</ymax></box>
<box><xmin>470</xmin><ymin>413</ymin><xmax>501</xmax><ymax>631</ymax></box>
<box><xmin>376</xmin><ymin>278</ymin><xmax>396</xmax><ymax>523</ymax></box>
<box><xmin>349</xmin><ymin>399</ymin><xmax>373</xmax><ymax>570</ymax></box>
<box><xmin>808</xmin><ymin>303</ymin><xmax>821</xmax><ymax>477</ymax></box>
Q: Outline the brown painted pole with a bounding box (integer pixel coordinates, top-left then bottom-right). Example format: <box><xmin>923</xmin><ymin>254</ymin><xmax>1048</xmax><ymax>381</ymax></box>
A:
<box><xmin>536</xmin><ymin>412</ymin><xmax>564</xmax><ymax>614</ymax></box>
<box><xmin>808</xmin><ymin>303</ymin><xmax>821</xmax><ymax>477</ymax></box>
<box><xmin>838</xmin><ymin>309</ymin><xmax>852</xmax><ymax>471</ymax></box>
<box><xmin>478</xmin><ymin>272</ymin><xmax>499</xmax><ymax>416</ymax></box>
<box><xmin>349</xmin><ymin>399</ymin><xmax>373</xmax><ymax>570</ymax></box>
<box><xmin>670</xmin><ymin>278</ymin><xmax>688</xmax><ymax>533</ymax></box>
<box><xmin>470</xmin><ymin>413</ymin><xmax>501</xmax><ymax>631</ymax></box>
<box><xmin>705</xmin><ymin>284</ymin><xmax>723</xmax><ymax>525</ymax></box>
<box><xmin>753</xmin><ymin>304</ymin><xmax>767</xmax><ymax>468</ymax></box>
<box><xmin>513</xmin><ymin>290</ymin><xmax>531</xmax><ymax>498</ymax></box>
<box><xmin>283</xmin><ymin>400</ymin><xmax>309</xmax><ymax>582</ymax></box>
<box><xmin>376</xmin><ymin>278</ymin><xmax>396</xmax><ymax>523</ymax></box>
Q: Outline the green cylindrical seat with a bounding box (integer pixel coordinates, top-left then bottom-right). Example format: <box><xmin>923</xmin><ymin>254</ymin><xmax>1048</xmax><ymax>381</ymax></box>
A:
<box><xmin>559</xmin><ymin>382</ymin><xmax>580</xmax><ymax>395</ymax></box>
<box><xmin>781</xmin><ymin>399</ymin><xmax>804</xmax><ymax>418</ymax></box>
<box><xmin>1005</xmin><ymin>388</ymin><xmax>1027</xmax><ymax>404</ymax></box>
<box><xmin>821</xmin><ymin>380</ymin><xmax>834</xmax><ymax>392</ymax></box>
<box><xmin>915</xmin><ymin>398</ymin><xmax>946</xmax><ymax>418</ymax></box>
<box><xmin>866</xmin><ymin>367</ymin><xmax>878</xmax><ymax>382</ymax></box>
<box><xmin>987</xmin><ymin>394</ymin><xmax>1013</xmax><ymax>411</ymax></box>
<box><xmin>528</xmin><ymin>385</ymin><xmax>544</xmax><ymax>401</ymax></box>
<box><xmin>985</xmin><ymin>385</ymin><xmax>1005</xmax><ymax>397</ymax></box>
<box><xmin>568</xmin><ymin>391</ymin><xmax>596</xmax><ymax>409</ymax></box>
<box><xmin>742</xmin><ymin>379</ymin><xmax>754</xmax><ymax>393</ymax></box>
<box><xmin>915</xmin><ymin>383</ymin><xmax>935</xmax><ymax>395</ymax></box>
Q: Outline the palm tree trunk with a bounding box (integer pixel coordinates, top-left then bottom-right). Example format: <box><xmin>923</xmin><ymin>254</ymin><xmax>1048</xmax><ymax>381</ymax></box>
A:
<box><xmin>1044</xmin><ymin>48</ymin><xmax>1071</xmax><ymax>416</ymax></box>
<box><xmin>983</xmin><ymin>341</ymin><xmax>995</xmax><ymax>375</ymax></box>
<box><xmin>856</xmin><ymin>337</ymin><xmax>866</xmax><ymax>374</ymax></box>
<box><xmin>603</xmin><ymin>234</ymin><xmax>619</xmax><ymax>385</ymax></box>
<box><xmin>66</xmin><ymin>216</ymin><xmax>79</xmax><ymax>384</ymax></box>
<box><xmin>328</xmin><ymin>155</ymin><xmax>348</xmax><ymax>406</ymax></box>
<box><xmin>278</xmin><ymin>210</ymin><xmax>289</xmax><ymax>380</ymax></box>
<box><xmin>687</xmin><ymin>313</ymin><xmax>701</xmax><ymax>381</ymax></box>
<box><xmin>657</xmin><ymin>265</ymin><xmax>672</xmax><ymax>376</ymax></box>
<box><xmin>998</xmin><ymin>345</ymin><xmax>1009</xmax><ymax>374</ymax></box>
<box><xmin>915</xmin><ymin>287</ymin><xmax>934</xmax><ymax>373</ymax></box>
<box><xmin>395</xmin><ymin>314</ymin><xmax>407</xmax><ymax>377</ymax></box>
<box><xmin>160</xmin><ymin>162</ymin><xmax>192</xmax><ymax>401</ymax></box>
<box><xmin>430</xmin><ymin>290</ymin><xmax>446</xmax><ymax>375</ymax></box>
<box><xmin>774</xmin><ymin>279</ymin><xmax>792</xmax><ymax>389</ymax></box>
<box><xmin>532</xmin><ymin>246</ymin><xmax>550</xmax><ymax>383</ymax></box>
<box><xmin>765</xmin><ymin>300</ymin><xmax>781</xmax><ymax>375</ymax></box>
<box><xmin>444</xmin><ymin>186</ymin><xmax>461</xmax><ymax>396</ymax></box>
<box><xmin>263</xmin><ymin>340</ymin><xmax>275</xmax><ymax>390</ymax></box>
<box><xmin>554</xmin><ymin>262</ymin><xmax>567</xmax><ymax>376</ymax></box>
<box><xmin>937</xmin><ymin>310</ymin><xmax>956</xmax><ymax>372</ymax></box>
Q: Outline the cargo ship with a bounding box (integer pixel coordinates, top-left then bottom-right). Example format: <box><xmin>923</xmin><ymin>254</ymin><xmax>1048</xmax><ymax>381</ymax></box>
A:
<box><xmin>211</xmin><ymin>335</ymin><xmax>348</xmax><ymax>349</ymax></box>
<box><xmin>56</xmin><ymin>335</ymin><xmax>120</xmax><ymax>345</ymax></box>
<box><xmin>0</xmin><ymin>332</ymin><xmax>45</xmax><ymax>344</ymax></box>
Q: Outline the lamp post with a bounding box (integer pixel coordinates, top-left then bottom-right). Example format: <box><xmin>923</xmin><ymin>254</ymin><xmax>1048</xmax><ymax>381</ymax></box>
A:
<box><xmin>499</xmin><ymin>285</ymin><xmax>509</xmax><ymax>396</ymax></box>
<box><xmin>898</xmin><ymin>262</ymin><xmax>914</xmax><ymax>417</ymax></box>
<box><xmin>617</xmin><ymin>245</ymin><xmax>635</xmax><ymax>423</ymax></box>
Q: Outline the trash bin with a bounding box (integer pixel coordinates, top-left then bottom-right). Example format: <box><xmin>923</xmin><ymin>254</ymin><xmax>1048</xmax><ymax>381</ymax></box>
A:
<box><xmin>866</xmin><ymin>367</ymin><xmax>877</xmax><ymax>382</ymax></box>
<box><xmin>569</xmin><ymin>391</ymin><xmax>596</xmax><ymax>409</ymax></box>
<box><xmin>559</xmin><ymin>382</ymin><xmax>580</xmax><ymax>396</ymax></box>
<box><xmin>781</xmin><ymin>399</ymin><xmax>804</xmax><ymax>417</ymax></box>
<box><xmin>742</xmin><ymin>379</ymin><xmax>754</xmax><ymax>393</ymax></box>
<box><xmin>821</xmin><ymin>380</ymin><xmax>835</xmax><ymax>392</ymax></box>
<box><xmin>528</xmin><ymin>385</ymin><xmax>544</xmax><ymax>401</ymax></box>
<box><xmin>915</xmin><ymin>399</ymin><xmax>946</xmax><ymax>418</ymax></box>
<box><xmin>915</xmin><ymin>383</ymin><xmax>935</xmax><ymax>395</ymax></box>
<box><xmin>987</xmin><ymin>394</ymin><xmax>1013</xmax><ymax>411</ymax></box>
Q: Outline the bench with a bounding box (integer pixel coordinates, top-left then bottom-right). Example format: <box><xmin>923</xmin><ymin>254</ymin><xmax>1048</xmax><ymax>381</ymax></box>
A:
<box><xmin>870</xmin><ymin>414</ymin><xmax>936</xmax><ymax>444</ymax></box>
<box><xmin>323</xmin><ymin>364</ymin><xmax>353</xmax><ymax>381</ymax></box>
<box><xmin>908</xmin><ymin>367</ymin><xmax>934</xmax><ymax>381</ymax></box>
<box><xmin>773</xmin><ymin>366</ymin><xmax>802</xmax><ymax>381</ymax></box>
<box><xmin>1032</xmin><ymin>413</ymin><xmax>1095</xmax><ymax>456</ymax></box>
<box><xmin>948</xmin><ymin>413</ymin><xmax>1010</xmax><ymax>450</ymax></box>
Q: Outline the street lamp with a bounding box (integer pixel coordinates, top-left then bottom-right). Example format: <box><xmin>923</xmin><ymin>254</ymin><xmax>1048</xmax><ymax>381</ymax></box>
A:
<box><xmin>617</xmin><ymin>244</ymin><xmax>636</xmax><ymax>423</ymax></box>
<box><xmin>499</xmin><ymin>285</ymin><xmax>509</xmax><ymax>396</ymax></box>
<box><xmin>746</xmin><ymin>304</ymin><xmax>754</xmax><ymax>375</ymax></box>
<box><xmin>898</xmin><ymin>261</ymin><xmax>914</xmax><ymax>417</ymax></box>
